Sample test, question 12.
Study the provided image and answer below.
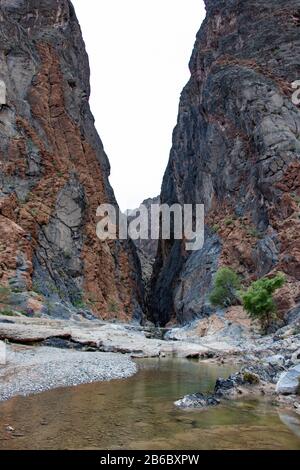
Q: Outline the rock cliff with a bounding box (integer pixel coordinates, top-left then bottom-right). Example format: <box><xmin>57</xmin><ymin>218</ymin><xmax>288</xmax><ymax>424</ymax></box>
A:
<box><xmin>127</xmin><ymin>196</ymin><xmax>160</xmax><ymax>263</ymax></box>
<box><xmin>127</xmin><ymin>196</ymin><xmax>160</xmax><ymax>307</ymax></box>
<box><xmin>151</xmin><ymin>0</ymin><xmax>300</xmax><ymax>325</ymax></box>
<box><xmin>0</xmin><ymin>0</ymin><xmax>144</xmax><ymax>321</ymax></box>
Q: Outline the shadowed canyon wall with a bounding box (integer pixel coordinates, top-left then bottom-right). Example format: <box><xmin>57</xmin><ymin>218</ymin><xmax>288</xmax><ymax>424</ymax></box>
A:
<box><xmin>151</xmin><ymin>0</ymin><xmax>300</xmax><ymax>326</ymax></box>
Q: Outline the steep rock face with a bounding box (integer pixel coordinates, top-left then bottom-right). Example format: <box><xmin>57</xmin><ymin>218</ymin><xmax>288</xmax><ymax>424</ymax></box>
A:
<box><xmin>127</xmin><ymin>196</ymin><xmax>160</xmax><ymax>263</ymax></box>
<box><xmin>151</xmin><ymin>0</ymin><xmax>300</xmax><ymax>326</ymax></box>
<box><xmin>0</xmin><ymin>0</ymin><xmax>144</xmax><ymax>321</ymax></box>
<box><xmin>127</xmin><ymin>196</ymin><xmax>160</xmax><ymax>308</ymax></box>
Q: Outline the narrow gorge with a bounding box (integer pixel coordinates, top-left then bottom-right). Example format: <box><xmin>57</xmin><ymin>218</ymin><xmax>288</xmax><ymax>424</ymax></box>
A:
<box><xmin>0</xmin><ymin>0</ymin><xmax>300</xmax><ymax>452</ymax></box>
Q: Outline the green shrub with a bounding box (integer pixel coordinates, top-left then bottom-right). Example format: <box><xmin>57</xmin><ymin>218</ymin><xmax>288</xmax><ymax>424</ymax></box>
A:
<box><xmin>243</xmin><ymin>371</ymin><xmax>260</xmax><ymax>385</ymax></box>
<box><xmin>209</xmin><ymin>267</ymin><xmax>241</xmax><ymax>308</ymax></box>
<box><xmin>212</xmin><ymin>224</ymin><xmax>220</xmax><ymax>233</ymax></box>
<box><xmin>241</xmin><ymin>272</ymin><xmax>286</xmax><ymax>332</ymax></box>
<box><xmin>247</xmin><ymin>227</ymin><xmax>262</xmax><ymax>239</ymax></box>
<box><xmin>0</xmin><ymin>309</ymin><xmax>16</xmax><ymax>317</ymax></box>
<box><xmin>73</xmin><ymin>298</ymin><xmax>86</xmax><ymax>309</ymax></box>
<box><xmin>108</xmin><ymin>299</ymin><xmax>120</xmax><ymax>314</ymax></box>
<box><xmin>63</xmin><ymin>250</ymin><xmax>72</xmax><ymax>260</ymax></box>
<box><xmin>224</xmin><ymin>218</ymin><xmax>234</xmax><ymax>226</ymax></box>
<box><xmin>32</xmin><ymin>282</ymin><xmax>43</xmax><ymax>295</ymax></box>
<box><xmin>0</xmin><ymin>285</ymin><xmax>10</xmax><ymax>304</ymax></box>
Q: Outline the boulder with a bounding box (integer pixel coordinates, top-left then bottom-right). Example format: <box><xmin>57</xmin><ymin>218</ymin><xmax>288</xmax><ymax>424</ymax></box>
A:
<box><xmin>264</xmin><ymin>354</ymin><xmax>285</xmax><ymax>367</ymax></box>
<box><xmin>174</xmin><ymin>393</ymin><xmax>220</xmax><ymax>409</ymax></box>
<box><xmin>276</xmin><ymin>365</ymin><xmax>300</xmax><ymax>395</ymax></box>
<box><xmin>291</xmin><ymin>350</ymin><xmax>300</xmax><ymax>365</ymax></box>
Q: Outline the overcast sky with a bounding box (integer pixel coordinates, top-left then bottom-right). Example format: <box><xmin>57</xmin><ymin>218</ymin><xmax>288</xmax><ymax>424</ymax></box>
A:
<box><xmin>72</xmin><ymin>0</ymin><xmax>206</xmax><ymax>211</ymax></box>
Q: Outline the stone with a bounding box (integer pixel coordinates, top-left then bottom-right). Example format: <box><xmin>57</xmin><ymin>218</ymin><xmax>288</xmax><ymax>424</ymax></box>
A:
<box><xmin>215</xmin><ymin>376</ymin><xmax>239</xmax><ymax>394</ymax></box>
<box><xmin>174</xmin><ymin>393</ymin><xmax>220</xmax><ymax>409</ymax></box>
<box><xmin>291</xmin><ymin>350</ymin><xmax>300</xmax><ymax>365</ymax></box>
<box><xmin>276</xmin><ymin>365</ymin><xmax>300</xmax><ymax>395</ymax></box>
<box><xmin>214</xmin><ymin>363</ymin><xmax>282</xmax><ymax>399</ymax></box>
<box><xmin>175</xmin><ymin>363</ymin><xmax>271</xmax><ymax>410</ymax></box>
<box><xmin>264</xmin><ymin>355</ymin><xmax>285</xmax><ymax>367</ymax></box>
<box><xmin>126</xmin><ymin>196</ymin><xmax>160</xmax><ymax>299</ymax></box>
<box><xmin>0</xmin><ymin>315</ymin><xmax>214</xmax><ymax>358</ymax></box>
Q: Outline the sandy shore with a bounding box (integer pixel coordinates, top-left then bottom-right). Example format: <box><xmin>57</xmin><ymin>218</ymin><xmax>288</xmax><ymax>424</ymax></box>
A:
<box><xmin>0</xmin><ymin>313</ymin><xmax>299</xmax><ymax>408</ymax></box>
<box><xmin>0</xmin><ymin>314</ymin><xmax>234</xmax><ymax>403</ymax></box>
<box><xmin>0</xmin><ymin>344</ymin><xmax>137</xmax><ymax>402</ymax></box>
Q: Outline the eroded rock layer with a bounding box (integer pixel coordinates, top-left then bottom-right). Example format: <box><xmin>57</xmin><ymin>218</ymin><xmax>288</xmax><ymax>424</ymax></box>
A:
<box><xmin>151</xmin><ymin>0</ymin><xmax>300</xmax><ymax>325</ymax></box>
<box><xmin>0</xmin><ymin>0</ymin><xmax>144</xmax><ymax>321</ymax></box>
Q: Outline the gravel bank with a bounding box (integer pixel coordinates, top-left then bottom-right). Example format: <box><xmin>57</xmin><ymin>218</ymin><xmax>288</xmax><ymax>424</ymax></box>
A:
<box><xmin>0</xmin><ymin>345</ymin><xmax>137</xmax><ymax>402</ymax></box>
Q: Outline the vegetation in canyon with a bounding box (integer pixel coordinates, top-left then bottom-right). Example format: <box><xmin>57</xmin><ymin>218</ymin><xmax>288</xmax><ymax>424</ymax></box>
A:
<box><xmin>0</xmin><ymin>0</ymin><xmax>300</xmax><ymax>451</ymax></box>
<box><xmin>242</xmin><ymin>272</ymin><xmax>286</xmax><ymax>332</ymax></box>
<box><xmin>209</xmin><ymin>268</ymin><xmax>286</xmax><ymax>332</ymax></box>
<box><xmin>209</xmin><ymin>267</ymin><xmax>241</xmax><ymax>308</ymax></box>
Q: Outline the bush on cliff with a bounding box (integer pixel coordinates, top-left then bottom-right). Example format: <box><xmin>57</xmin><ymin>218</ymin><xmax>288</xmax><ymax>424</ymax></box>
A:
<box><xmin>209</xmin><ymin>267</ymin><xmax>241</xmax><ymax>308</ymax></box>
<box><xmin>241</xmin><ymin>272</ymin><xmax>286</xmax><ymax>332</ymax></box>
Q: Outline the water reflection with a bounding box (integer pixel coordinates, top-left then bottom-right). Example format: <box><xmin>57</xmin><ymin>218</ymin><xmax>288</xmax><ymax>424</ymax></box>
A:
<box><xmin>279</xmin><ymin>412</ymin><xmax>300</xmax><ymax>438</ymax></box>
<box><xmin>0</xmin><ymin>358</ymin><xmax>300</xmax><ymax>450</ymax></box>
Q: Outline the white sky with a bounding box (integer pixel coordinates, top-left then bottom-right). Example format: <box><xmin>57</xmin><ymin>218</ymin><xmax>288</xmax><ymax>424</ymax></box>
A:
<box><xmin>72</xmin><ymin>1</ymin><xmax>206</xmax><ymax>211</ymax></box>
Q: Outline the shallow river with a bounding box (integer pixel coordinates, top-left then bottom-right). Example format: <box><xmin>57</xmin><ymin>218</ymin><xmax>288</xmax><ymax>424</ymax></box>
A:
<box><xmin>0</xmin><ymin>358</ymin><xmax>300</xmax><ymax>450</ymax></box>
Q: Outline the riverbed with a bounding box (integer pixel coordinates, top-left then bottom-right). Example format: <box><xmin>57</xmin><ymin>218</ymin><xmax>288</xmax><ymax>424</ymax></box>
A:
<box><xmin>0</xmin><ymin>358</ymin><xmax>300</xmax><ymax>450</ymax></box>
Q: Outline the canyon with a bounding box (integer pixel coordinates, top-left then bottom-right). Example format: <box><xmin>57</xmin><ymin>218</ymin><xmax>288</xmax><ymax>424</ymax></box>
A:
<box><xmin>1</xmin><ymin>0</ymin><xmax>300</xmax><ymax>330</ymax></box>
<box><xmin>0</xmin><ymin>0</ymin><xmax>300</xmax><ymax>443</ymax></box>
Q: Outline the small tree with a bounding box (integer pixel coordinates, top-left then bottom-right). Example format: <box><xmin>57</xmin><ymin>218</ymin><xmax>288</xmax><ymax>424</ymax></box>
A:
<box><xmin>209</xmin><ymin>267</ymin><xmax>241</xmax><ymax>308</ymax></box>
<box><xmin>241</xmin><ymin>272</ymin><xmax>286</xmax><ymax>332</ymax></box>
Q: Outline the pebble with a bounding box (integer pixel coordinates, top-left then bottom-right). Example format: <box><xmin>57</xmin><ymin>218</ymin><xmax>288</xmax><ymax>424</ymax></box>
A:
<box><xmin>5</xmin><ymin>426</ymin><xmax>14</xmax><ymax>432</ymax></box>
<box><xmin>0</xmin><ymin>346</ymin><xmax>137</xmax><ymax>402</ymax></box>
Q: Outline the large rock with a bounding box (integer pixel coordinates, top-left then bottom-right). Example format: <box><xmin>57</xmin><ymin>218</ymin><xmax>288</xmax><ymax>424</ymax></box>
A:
<box><xmin>291</xmin><ymin>350</ymin><xmax>300</xmax><ymax>365</ymax></box>
<box><xmin>0</xmin><ymin>0</ymin><xmax>144</xmax><ymax>322</ymax></box>
<box><xmin>127</xmin><ymin>196</ymin><xmax>160</xmax><ymax>263</ymax></box>
<box><xmin>175</xmin><ymin>365</ymin><xmax>267</xmax><ymax>410</ymax></box>
<box><xmin>150</xmin><ymin>0</ymin><xmax>300</xmax><ymax>325</ymax></box>
<box><xmin>126</xmin><ymin>196</ymin><xmax>160</xmax><ymax>304</ymax></box>
<box><xmin>264</xmin><ymin>355</ymin><xmax>285</xmax><ymax>367</ymax></box>
<box><xmin>0</xmin><ymin>315</ymin><xmax>215</xmax><ymax>358</ymax></box>
<box><xmin>175</xmin><ymin>393</ymin><xmax>220</xmax><ymax>409</ymax></box>
<box><xmin>165</xmin><ymin>306</ymin><xmax>254</xmax><ymax>350</ymax></box>
<box><xmin>276</xmin><ymin>365</ymin><xmax>300</xmax><ymax>395</ymax></box>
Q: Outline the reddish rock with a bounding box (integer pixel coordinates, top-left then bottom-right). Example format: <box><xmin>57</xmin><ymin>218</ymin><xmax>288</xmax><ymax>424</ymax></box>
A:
<box><xmin>0</xmin><ymin>1</ymin><xmax>144</xmax><ymax>321</ymax></box>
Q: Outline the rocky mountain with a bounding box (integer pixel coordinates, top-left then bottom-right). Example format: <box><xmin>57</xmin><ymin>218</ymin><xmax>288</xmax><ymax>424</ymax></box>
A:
<box><xmin>127</xmin><ymin>196</ymin><xmax>160</xmax><ymax>305</ymax></box>
<box><xmin>127</xmin><ymin>196</ymin><xmax>160</xmax><ymax>263</ymax></box>
<box><xmin>150</xmin><ymin>0</ymin><xmax>300</xmax><ymax>326</ymax></box>
<box><xmin>0</xmin><ymin>0</ymin><xmax>144</xmax><ymax>322</ymax></box>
